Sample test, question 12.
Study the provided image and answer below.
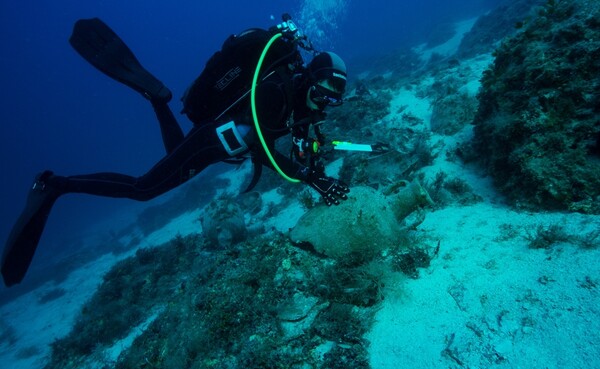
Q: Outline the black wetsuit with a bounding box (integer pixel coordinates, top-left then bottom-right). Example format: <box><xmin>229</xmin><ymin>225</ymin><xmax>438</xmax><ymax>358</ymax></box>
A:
<box><xmin>50</xmin><ymin>68</ymin><xmax>318</xmax><ymax>201</ymax></box>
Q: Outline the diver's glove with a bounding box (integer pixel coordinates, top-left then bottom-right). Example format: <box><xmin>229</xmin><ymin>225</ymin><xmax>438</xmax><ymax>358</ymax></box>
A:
<box><xmin>307</xmin><ymin>174</ymin><xmax>350</xmax><ymax>206</ymax></box>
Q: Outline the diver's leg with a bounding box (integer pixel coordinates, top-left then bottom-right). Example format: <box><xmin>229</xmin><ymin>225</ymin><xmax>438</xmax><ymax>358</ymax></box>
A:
<box><xmin>70</xmin><ymin>18</ymin><xmax>184</xmax><ymax>154</ymax></box>
<box><xmin>1</xmin><ymin>171</ymin><xmax>61</xmax><ymax>286</ymax></box>
<box><xmin>2</xmin><ymin>124</ymin><xmax>226</xmax><ymax>286</ymax></box>
<box><xmin>56</xmin><ymin>124</ymin><xmax>225</xmax><ymax>200</ymax></box>
<box><xmin>151</xmin><ymin>101</ymin><xmax>184</xmax><ymax>155</ymax></box>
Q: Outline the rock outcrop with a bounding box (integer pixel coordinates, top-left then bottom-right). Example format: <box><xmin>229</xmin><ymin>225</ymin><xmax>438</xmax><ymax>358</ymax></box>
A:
<box><xmin>471</xmin><ymin>0</ymin><xmax>600</xmax><ymax>213</ymax></box>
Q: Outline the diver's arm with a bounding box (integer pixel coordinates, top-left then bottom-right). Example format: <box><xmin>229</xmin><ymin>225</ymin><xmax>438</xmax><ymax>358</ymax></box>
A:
<box><xmin>257</xmin><ymin>143</ymin><xmax>348</xmax><ymax>205</ymax></box>
<box><xmin>252</xmin><ymin>139</ymin><xmax>309</xmax><ymax>180</ymax></box>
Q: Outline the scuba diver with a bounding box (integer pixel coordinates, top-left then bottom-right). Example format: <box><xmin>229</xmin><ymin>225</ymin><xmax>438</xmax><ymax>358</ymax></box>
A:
<box><xmin>1</xmin><ymin>15</ymin><xmax>349</xmax><ymax>286</ymax></box>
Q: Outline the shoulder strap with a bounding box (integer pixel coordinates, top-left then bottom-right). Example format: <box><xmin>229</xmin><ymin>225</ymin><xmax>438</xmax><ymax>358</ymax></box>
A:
<box><xmin>243</xmin><ymin>157</ymin><xmax>263</xmax><ymax>193</ymax></box>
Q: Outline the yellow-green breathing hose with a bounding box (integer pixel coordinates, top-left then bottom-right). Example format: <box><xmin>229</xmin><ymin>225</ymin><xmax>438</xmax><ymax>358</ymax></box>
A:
<box><xmin>251</xmin><ymin>33</ymin><xmax>301</xmax><ymax>183</ymax></box>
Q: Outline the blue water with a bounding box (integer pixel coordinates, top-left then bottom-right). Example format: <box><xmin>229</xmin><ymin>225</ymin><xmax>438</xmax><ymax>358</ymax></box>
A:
<box><xmin>0</xmin><ymin>0</ymin><xmax>503</xmax><ymax>281</ymax></box>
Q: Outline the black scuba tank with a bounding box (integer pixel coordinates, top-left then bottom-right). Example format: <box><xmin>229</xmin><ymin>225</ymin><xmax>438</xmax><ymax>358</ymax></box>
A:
<box><xmin>181</xmin><ymin>28</ymin><xmax>301</xmax><ymax>126</ymax></box>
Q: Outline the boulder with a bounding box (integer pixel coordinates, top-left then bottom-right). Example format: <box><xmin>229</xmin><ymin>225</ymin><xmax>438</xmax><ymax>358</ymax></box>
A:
<box><xmin>200</xmin><ymin>197</ymin><xmax>247</xmax><ymax>248</ymax></box>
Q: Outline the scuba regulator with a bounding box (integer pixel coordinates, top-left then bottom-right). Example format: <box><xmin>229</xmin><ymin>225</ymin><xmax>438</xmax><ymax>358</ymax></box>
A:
<box><xmin>274</xmin><ymin>13</ymin><xmax>314</xmax><ymax>52</ymax></box>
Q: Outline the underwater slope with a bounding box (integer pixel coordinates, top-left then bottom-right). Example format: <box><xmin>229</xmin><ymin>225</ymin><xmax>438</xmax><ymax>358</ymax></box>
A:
<box><xmin>1</xmin><ymin>1</ymin><xmax>599</xmax><ymax>368</ymax></box>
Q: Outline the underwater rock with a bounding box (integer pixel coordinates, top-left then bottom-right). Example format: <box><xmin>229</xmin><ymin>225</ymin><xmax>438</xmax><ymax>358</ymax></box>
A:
<box><xmin>200</xmin><ymin>197</ymin><xmax>248</xmax><ymax>248</ymax></box>
<box><xmin>339</xmin><ymin>150</ymin><xmax>418</xmax><ymax>189</ymax></box>
<box><xmin>326</xmin><ymin>88</ymin><xmax>392</xmax><ymax>132</ymax></box>
<box><xmin>277</xmin><ymin>293</ymin><xmax>320</xmax><ymax>322</ymax></box>
<box><xmin>471</xmin><ymin>0</ymin><xmax>600</xmax><ymax>213</ymax></box>
<box><xmin>238</xmin><ymin>191</ymin><xmax>263</xmax><ymax>215</ymax></box>
<box><xmin>277</xmin><ymin>293</ymin><xmax>325</xmax><ymax>340</ymax></box>
<box><xmin>430</xmin><ymin>91</ymin><xmax>477</xmax><ymax>135</ymax></box>
<box><xmin>457</xmin><ymin>0</ymin><xmax>545</xmax><ymax>59</ymax></box>
<box><xmin>290</xmin><ymin>183</ymin><xmax>433</xmax><ymax>262</ymax></box>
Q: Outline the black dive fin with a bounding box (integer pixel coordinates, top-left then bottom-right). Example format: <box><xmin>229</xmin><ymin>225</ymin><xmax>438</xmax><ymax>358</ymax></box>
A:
<box><xmin>69</xmin><ymin>18</ymin><xmax>172</xmax><ymax>103</ymax></box>
<box><xmin>1</xmin><ymin>172</ymin><xmax>59</xmax><ymax>286</ymax></box>
<box><xmin>243</xmin><ymin>160</ymin><xmax>263</xmax><ymax>193</ymax></box>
